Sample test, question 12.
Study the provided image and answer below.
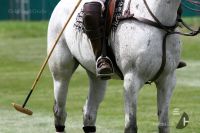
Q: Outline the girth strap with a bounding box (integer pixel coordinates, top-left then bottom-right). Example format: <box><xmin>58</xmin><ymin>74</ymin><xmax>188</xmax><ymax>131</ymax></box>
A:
<box><xmin>147</xmin><ymin>33</ymin><xmax>169</xmax><ymax>84</ymax></box>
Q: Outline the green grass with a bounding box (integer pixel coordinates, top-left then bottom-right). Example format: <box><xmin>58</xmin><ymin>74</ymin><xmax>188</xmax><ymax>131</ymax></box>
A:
<box><xmin>181</xmin><ymin>36</ymin><xmax>200</xmax><ymax>60</ymax></box>
<box><xmin>0</xmin><ymin>21</ymin><xmax>48</xmax><ymax>38</ymax></box>
<box><xmin>0</xmin><ymin>21</ymin><xmax>200</xmax><ymax>133</ymax></box>
<box><xmin>181</xmin><ymin>17</ymin><xmax>200</xmax><ymax>27</ymax></box>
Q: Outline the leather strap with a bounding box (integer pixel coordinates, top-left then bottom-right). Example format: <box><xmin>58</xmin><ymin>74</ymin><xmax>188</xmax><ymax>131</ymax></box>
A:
<box><xmin>148</xmin><ymin>33</ymin><xmax>170</xmax><ymax>83</ymax></box>
<box><xmin>83</xmin><ymin>126</ymin><xmax>96</xmax><ymax>133</ymax></box>
<box><xmin>118</xmin><ymin>15</ymin><xmax>176</xmax><ymax>30</ymax></box>
<box><xmin>55</xmin><ymin>125</ymin><xmax>65</xmax><ymax>132</ymax></box>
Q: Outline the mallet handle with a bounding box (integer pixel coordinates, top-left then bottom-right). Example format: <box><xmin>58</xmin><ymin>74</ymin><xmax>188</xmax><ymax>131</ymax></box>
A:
<box><xmin>23</xmin><ymin>90</ymin><xmax>33</xmax><ymax>107</ymax></box>
<box><xmin>22</xmin><ymin>0</ymin><xmax>82</xmax><ymax>107</ymax></box>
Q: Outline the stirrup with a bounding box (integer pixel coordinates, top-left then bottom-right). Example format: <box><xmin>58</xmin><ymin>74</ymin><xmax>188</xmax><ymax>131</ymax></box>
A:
<box><xmin>96</xmin><ymin>56</ymin><xmax>114</xmax><ymax>78</ymax></box>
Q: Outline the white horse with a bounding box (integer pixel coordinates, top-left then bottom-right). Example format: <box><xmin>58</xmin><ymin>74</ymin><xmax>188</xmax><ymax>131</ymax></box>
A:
<box><xmin>47</xmin><ymin>0</ymin><xmax>181</xmax><ymax>133</ymax></box>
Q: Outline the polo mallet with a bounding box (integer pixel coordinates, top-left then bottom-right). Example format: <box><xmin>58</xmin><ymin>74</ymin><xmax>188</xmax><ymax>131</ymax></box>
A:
<box><xmin>12</xmin><ymin>0</ymin><xmax>82</xmax><ymax>115</ymax></box>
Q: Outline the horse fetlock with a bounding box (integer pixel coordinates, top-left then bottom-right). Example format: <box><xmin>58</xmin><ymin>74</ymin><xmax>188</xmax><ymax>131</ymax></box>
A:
<box><xmin>53</xmin><ymin>102</ymin><xmax>67</xmax><ymax>126</ymax></box>
<box><xmin>83</xmin><ymin>113</ymin><xmax>97</xmax><ymax>126</ymax></box>
<box><xmin>124</xmin><ymin>125</ymin><xmax>138</xmax><ymax>133</ymax></box>
<box><xmin>124</xmin><ymin>116</ymin><xmax>138</xmax><ymax>133</ymax></box>
<box><xmin>54</xmin><ymin>114</ymin><xmax>67</xmax><ymax>126</ymax></box>
<box><xmin>158</xmin><ymin>125</ymin><xmax>169</xmax><ymax>133</ymax></box>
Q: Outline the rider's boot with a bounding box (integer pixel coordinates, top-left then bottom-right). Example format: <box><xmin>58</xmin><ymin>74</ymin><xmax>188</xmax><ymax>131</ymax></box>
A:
<box><xmin>83</xmin><ymin>2</ymin><xmax>114</xmax><ymax>79</ymax></box>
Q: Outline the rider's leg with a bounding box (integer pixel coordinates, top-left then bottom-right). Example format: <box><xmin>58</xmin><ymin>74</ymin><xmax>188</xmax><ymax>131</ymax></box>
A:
<box><xmin>83</xmin><ymin>1</ymin><xmax>113</xmax><ymax>78</ymax></box>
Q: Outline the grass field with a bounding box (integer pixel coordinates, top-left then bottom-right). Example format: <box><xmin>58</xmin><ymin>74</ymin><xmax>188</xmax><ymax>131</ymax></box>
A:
<box><xmin>0</xmin><ymin>18</ymin><xmax>199</xmax><ymax>133</ymax></box>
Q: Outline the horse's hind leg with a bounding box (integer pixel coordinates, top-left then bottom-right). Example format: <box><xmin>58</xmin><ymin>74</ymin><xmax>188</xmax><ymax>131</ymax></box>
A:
<box><xmin>155</xmin><ymin>72</ymin><xmax>176</xmax><ymax>133</ymax></box>
<box><xmin>48</xmin><ymin>38</ymin><xmax>78</xmax><ymax>133</ymax></box>
<box><xmin>123</xmin><ymin>72</ymin><xmax>143</xmax><ymax>133</ymax></box>
<box><xmin>82</xmin><ymin>71</ymin><xmax>107</xmax><ymax>133</ymax></box>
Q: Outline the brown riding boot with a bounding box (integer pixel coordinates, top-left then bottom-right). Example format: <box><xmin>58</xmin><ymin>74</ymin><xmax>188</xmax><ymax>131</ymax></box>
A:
<box><xmin>83</xmin><ymin>2</ymin><xmax>114</xmax><ymax>79</ymax></box>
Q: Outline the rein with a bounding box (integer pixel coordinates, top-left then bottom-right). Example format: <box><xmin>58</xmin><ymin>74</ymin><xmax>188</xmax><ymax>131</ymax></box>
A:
<box><xmin>117</xmin><ymin>0</ymin><xmax>200</xmax><ymax>83</ymax></box>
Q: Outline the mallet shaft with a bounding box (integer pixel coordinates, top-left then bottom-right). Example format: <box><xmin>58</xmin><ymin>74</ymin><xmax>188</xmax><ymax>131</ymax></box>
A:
<box><xmin>22</xmin><ymin>0</ymin><xmax>82</xmax><ymax>107</ymax></box>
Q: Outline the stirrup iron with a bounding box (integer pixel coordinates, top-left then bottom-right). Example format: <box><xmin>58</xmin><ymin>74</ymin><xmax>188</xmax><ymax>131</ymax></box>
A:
<box><xmin>96</xmin><ymin>56</ymin><xmax>114</xmax><ymax>77</ymax></box>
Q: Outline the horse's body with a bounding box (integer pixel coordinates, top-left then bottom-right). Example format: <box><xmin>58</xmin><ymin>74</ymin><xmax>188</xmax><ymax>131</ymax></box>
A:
<box><xmin>48</xmin><ymin>0</ymin><xmax>181</xmax><ymax>133</ymax></box>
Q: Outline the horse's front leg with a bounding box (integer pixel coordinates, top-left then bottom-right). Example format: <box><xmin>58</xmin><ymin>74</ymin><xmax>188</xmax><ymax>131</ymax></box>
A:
<box><xmin>53</xmin><ymin>75</ymin><xmax>69</xmax><ymax>133</ymax></box>
<box><xmin>123</xmin><ymin>72</ymin><xmax>143</xmax><ymax>133</ymax></box>
<box><xmin>51</xmin><ymin>62</ymin><xmax>78</xmax><ymax>133</ymax></box>
<box><xmin>155</xmin><ymin>72</ymin><xmax>176</xmax><ymax>133</ymax></box>
<box><xmin>82</xmin><ymin>71</ymin><xmax>107</xmax><ymax>133</ymax></box>
<box><xmin>48</xmin><ymin>40</ymin><xmax>79</xmax><ymax>133</ymax></box>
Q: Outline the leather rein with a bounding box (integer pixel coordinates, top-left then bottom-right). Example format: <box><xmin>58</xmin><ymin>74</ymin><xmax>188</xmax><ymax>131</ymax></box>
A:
<box><xmin>117</xmin><ymin>0</ymin><xmax>200</xmax><ymax>83</ymax></box>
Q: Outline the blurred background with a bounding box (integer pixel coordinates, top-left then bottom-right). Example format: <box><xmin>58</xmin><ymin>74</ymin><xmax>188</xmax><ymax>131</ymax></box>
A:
<box><xmin>0</xmin><ymin>0</ymin><xmax>199</xmax><ymax>21</ymax></box>
<box><xmin>0</xmin><ymin>0</ymin><xmax>59</xmax><ymax>21</ymax></box>
<box><xmin>0</xmin><ymin>0</ymin><xmax>199</xmax><ymax>133</ymax></box>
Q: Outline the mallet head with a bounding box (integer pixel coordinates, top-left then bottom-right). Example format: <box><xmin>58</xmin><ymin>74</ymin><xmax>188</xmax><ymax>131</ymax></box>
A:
<box><xmin>12</xmin><ymin>103</ymin><xmax>33</xmax><ymax>115</ymax></box>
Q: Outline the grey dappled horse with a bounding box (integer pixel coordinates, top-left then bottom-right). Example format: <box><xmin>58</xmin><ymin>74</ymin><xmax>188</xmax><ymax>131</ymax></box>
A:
<box><xmin>48</xmin><ymin>0</ymin><xmax>181</xmax><ymax>132</ymax></box>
